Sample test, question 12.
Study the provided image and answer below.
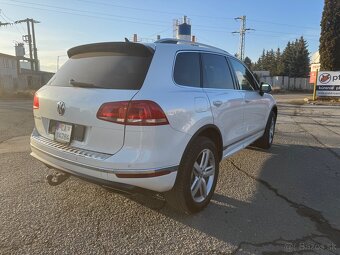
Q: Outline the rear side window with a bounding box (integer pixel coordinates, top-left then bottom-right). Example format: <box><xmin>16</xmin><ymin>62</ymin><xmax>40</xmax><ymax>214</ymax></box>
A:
<box><xmin>174</xmin><ymin>52</ymin><xmax>200</xmax><ymax>87</ymax></box>
<box><xmin>201</xmin><ymin>53</ymin><xmax>234</xmax><ymax>89</ymax></box>
<box><xmin>48</xmin><ymin>52</ymin><xmax>153</xmax><ymax>90</ymax></box>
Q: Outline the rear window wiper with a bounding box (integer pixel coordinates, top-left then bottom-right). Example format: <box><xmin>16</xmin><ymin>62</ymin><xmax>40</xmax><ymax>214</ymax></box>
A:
<box><xmin>69</xmin><ymin>79</ymin><xmax>102</xmax><ymax>88</ymax></box>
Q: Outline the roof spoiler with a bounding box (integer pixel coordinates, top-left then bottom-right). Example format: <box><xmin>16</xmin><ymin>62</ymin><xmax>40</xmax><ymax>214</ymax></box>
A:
<box><xmin>67</xmin><ymin>42</ymin><xmax>154</xmax><ymax>58</ymax></box>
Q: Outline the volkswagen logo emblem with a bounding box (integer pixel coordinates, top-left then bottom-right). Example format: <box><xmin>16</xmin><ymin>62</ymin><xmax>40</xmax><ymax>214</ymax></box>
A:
<box><xmin>57</xmin><ymin>101</ymin><xmax>66</xmax><ymax>116</ymax></box>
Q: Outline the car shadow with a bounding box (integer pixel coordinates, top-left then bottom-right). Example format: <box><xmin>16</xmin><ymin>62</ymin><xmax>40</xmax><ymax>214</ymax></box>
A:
<box><xmin>117</xmin><ymin>143</ymin><xmax>340</xmax><ymax>253</ymax></box>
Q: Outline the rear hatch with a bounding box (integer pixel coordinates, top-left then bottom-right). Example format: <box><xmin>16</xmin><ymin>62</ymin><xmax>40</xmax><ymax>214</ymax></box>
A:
<box><xmin>34</xmin><ymin>42</ymin><xmax>154</xmax><ymax>154</ymax></box>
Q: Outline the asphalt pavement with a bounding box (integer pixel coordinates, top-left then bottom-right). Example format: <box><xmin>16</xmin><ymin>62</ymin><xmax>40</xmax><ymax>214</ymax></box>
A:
<box><xmin>0</xmin><ymin>95</ymin><xmax>339</xmax><ymax>254</ymax></box>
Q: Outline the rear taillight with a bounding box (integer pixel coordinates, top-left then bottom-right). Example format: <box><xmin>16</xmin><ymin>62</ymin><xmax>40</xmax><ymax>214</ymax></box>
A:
<box><xmin>126</xmin><ymin>101</ymin><xmax>169</xmax><ymax>125</ymax></box>
<box><xmin>96</xmin><ymin>101</ymin><xmax>129</xmax><ymax>124</ymax></box>
<box><xmin>97</xmin><ymin>100</ymin><xmax>169</xmax><ymax>126</ymax></box>
<box><xmin>33</xmin><ymin>93</ymin><xmax>39</xmax><ymax>109</ymax></box>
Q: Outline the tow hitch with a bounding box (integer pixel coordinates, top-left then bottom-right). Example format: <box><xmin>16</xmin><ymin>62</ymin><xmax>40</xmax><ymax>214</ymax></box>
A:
<box><xmin>46</xmin><ymin>171</ymin><xmax>70</xmax><ymax>186</ymax></box>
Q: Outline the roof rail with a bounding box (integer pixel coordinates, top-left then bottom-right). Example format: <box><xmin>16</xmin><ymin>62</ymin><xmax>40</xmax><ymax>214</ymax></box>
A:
<box><xmin>155</xmin><ymin>38</ymin><xmax>228</xmax><ymax>54</ymax></box>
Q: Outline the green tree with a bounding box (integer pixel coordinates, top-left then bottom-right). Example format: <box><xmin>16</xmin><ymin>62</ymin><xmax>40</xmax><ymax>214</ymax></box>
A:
<box><xmin>275</xmin><ymin>48</ymin><xmax>284</xmax><ymax>76</ymax></box>
<box><xmin>295</xmin><ymin>36</ymin><xmax>310</xmax><ymax>77</ymax></box>
<box><xmin>282</xmin><ymin>41</ymin><xmax>295</xmax><ymax>76</ymax></box>
<box><xmin>254</xmin><ymin>37</ymin><xmax>309</xmax><ymax>77</ymax></box>
<box><xmin>266</xmin><ymin>49</ymin><xmax>276</xmax><ymax>75</ymax></box>
<box><xmin>319</xmin><ymin>0</ymin><xmax>340</xmax><ymax>71</ymax></box>
<box><xmin>244</xmin><ymin>56</ymin><xmax>252</xmax><ymax>70</ymax></box>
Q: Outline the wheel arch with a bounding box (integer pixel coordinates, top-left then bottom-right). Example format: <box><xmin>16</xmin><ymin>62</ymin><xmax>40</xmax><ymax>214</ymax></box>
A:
<box><xmin>181</xmin><ymin>124</ymin><xmax>223</xmax><ymax>164</ymax></box>
<box><xmin>271</xmin><ymin>104</ymin><xmax>278</xmax><ymax>120</ymax></box>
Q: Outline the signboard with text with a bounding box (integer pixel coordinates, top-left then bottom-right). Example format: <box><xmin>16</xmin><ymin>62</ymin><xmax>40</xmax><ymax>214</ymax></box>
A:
<box><xmin>309</xmin><ymin>71</ymin><xmax>317</xmax><ymax>84</ymax></box>
<box><xmin>316</xmin><ymin>71</ymin><xmax>340</xmax><ymax>97</ymax></box>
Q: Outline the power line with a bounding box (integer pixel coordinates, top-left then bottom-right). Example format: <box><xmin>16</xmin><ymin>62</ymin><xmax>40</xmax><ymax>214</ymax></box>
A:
<box><xmin>76</xmin><ymin>0</ymin><xmax>238</xmax><ymax>22</ymax></box>
<box><xmin>0</xmin><ymin>1</ymin><xmax>172</xmax><ymax>28</ymax></box>
<box><xmin>2</xmin><ymin>0</ymin><xmax>320</xmax><ymax>32</ymax></box>
<box><xmin>4</xmin><ymin>0</ymin><xmax>170</xmax><ymax>25</ymax></box>
<box><xmin>76</xmin><ymin>0</ymin><xmax>187</xmax><ymax>17</ymax></box>
<box><xmin>0</xmin><ymin>8</ymin><xmax>25</xmax><ymax>33</ymax></box>
<box><xmin>0</xmin><ymin>9</ymin><xmax>22</xmax><ymax>36</ymax></box>
<box><xmin>0</xmin><ymin>12</ymin><xmax>11</xmax><ymax>26</ymax></box>
<box><xmin>76</xmin><ymin>0</ymin><xmax>319</xmax><ymax>30</ymax></box>
<box><xmin>0</xmin><ymin>0</ymin><xmax>320</xmax><ymax>44</ymax></box>
<box><xmin>0</xmin><ymin>9</ymin><xmax>26</xmax><ymax>34</ymax></box>
<box><xmin>248</xmin><ymin>18</ymin><xmax>318</xmax><ymax>30</ymax></box>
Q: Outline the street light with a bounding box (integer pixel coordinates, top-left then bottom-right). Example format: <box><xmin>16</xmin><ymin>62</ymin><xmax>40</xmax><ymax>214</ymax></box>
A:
<box><xmin>56</xmin><ymin>55</ymin><xmax>67</xmax><ymax>71</ymax></box>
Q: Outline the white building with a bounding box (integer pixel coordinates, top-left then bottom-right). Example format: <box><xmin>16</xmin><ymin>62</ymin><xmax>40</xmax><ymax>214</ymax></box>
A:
<box><xmin>0</xmin><ymin>53</ymin><xmax>18</xmax><ymax>89</ymax></box>
<box><xmin>0</xmin><ymin>52</ymin><xmax>54</xmax><ymax>91</ymax></box>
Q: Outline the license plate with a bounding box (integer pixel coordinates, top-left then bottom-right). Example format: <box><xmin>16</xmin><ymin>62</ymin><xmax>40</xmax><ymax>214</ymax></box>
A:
<box><xmin>55</xmin><ymin>122</ymin><xmax>72</xmax><ymax>143</ymax></box>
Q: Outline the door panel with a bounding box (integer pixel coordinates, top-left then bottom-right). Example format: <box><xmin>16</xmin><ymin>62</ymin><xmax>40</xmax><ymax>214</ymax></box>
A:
<box><xmin>204</xmin><ymin>89</ymin><xmax>245</xmax><ymax>145</ymax></box>
<box><xmin>228</xmin><ymin>57</ymin><xmax>267</xmax><ymax>136</ymax></box>
<box><xmin>201</xmin><ymin>53</ymin><xmax>245</xmax><ymax>147</ymax></box>
<box><xmin>241</xmin><ymin>91</ymin><xmax>267</xmax><ymax>134</ymax></box>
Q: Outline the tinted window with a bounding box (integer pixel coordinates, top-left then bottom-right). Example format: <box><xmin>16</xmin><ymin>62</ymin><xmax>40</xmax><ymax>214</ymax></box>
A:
<box><xmin>229</xmin><ymin>58</ymin><xmax>258</xmax><ymax>91</ymax></box>
<box><xmin>174</xmin><ymin>52</ymin><xmax>200</xmax><ymax>87</ymax></box>
<box><xmin>48</xmin><ymin>52</ymin><xmax>152</xmax><ymax>90</ymax></box>
<box><xmin>202</xmin><ymin>54</ymin><xmax>234</xmax><ymax>89</ymax></box>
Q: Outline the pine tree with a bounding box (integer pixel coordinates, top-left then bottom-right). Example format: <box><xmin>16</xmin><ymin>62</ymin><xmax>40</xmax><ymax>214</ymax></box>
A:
<box><xmin>253</xmin><ymin>50</ymin><xmax>265</xmax><ymax>71</ymax></box>
<box><xmin>282</xmin><ymin>41</ymin><xmax>294</xmax><ymax>76</ymax></box>
<box><xmin>275</xmin><ymin>48</ymin><xmax>284</xmax><ymax>76</ymax></box>
<box><xmin>262</xmin><ymin>50</ymin><xmax>271</xmax><ymax>72</ymax></box>
<box><xmin>253</xmin><ymin>37</ymin><xmax>310</xmax><ymax>77</ymax></box>
<box><xmin>244</xmin><ymin>57</ymin><xmax>252</xmax><ymax>70</ymax></box>
<box><xmin>320</xmin><ymin>0</ymin><xmax>340</xmax><ymax>71</ymax></box>
<box><xmin>295</xmin><ymin>37</ymin><xmax>310</xmax><ymax>77</ymax></box>
<box><xmin>267</xmin><ymin>49</ymin><xmax>276</xmax><ymax>75</ymax></box>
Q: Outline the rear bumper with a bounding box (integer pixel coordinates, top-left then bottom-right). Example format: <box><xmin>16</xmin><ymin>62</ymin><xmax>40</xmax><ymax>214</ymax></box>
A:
<box><xmin>43</xmin><ymin>161</ymin><xmax>164</xmax><ymax>197</ymax></box>
<box><xmin>30</xmin><ymin>130</ymin><xmax>178</xmax><ymax>192</ymax></box>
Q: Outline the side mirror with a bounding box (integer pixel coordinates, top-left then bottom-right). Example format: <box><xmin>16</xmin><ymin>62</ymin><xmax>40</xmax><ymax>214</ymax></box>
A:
<box><xmin>259</xmin><ymin>82</ymin><xmax>272</xmax><ymax>96</ymax></box>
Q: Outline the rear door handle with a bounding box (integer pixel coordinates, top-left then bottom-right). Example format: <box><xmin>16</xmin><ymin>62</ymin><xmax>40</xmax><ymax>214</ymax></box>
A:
<box><xmin>245</xmin><ymin>100</ymin><xmax>251</xmax><ymax>103</ymax></box>
<box><xmin>213</xmin><ymin>100</ymin><xmax>223</xmax><ymax>107</ymax></box>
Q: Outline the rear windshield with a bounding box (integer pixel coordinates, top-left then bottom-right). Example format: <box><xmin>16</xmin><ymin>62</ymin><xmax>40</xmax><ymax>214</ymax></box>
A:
<box><xmin>48</xmin><ymin>52</ymin><xmax>153</xmax><ymax>90</ymax></box>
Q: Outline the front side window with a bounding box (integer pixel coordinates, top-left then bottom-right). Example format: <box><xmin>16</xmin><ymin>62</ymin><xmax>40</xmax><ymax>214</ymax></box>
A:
<box><xmin>229</xmin><ymin>58</ymin><xmax>258</xmax><ymax>91</ymax></box>
<box><xmin>201</xmin><ymin>53</ymin><xmax>235</xmax><ymax>89</ymax></box>
<box><xmin>174</xmin><ymin>52</ymin><xmax>201</xmax><ymax>87</ymax></box>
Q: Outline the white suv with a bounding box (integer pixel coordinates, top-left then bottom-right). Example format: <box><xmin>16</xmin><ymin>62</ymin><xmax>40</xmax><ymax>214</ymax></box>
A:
<box><xmin>31</xmin><ymin>39</ymin><xmax>277</xmax><ymax>213</ymax></box>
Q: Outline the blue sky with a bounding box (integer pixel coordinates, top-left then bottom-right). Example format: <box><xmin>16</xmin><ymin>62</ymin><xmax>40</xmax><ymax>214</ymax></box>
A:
<box><xmin>0</xmin><ymin>0</ymin><xmax>323</xmax><ymax>72</ymax></box>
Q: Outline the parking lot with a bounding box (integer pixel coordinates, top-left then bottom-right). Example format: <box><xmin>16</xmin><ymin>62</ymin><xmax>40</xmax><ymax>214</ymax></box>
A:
<box><xmin>0</xmin><ymin>94</ymin><xmax>340</xmax><ymax>254</ymax></box>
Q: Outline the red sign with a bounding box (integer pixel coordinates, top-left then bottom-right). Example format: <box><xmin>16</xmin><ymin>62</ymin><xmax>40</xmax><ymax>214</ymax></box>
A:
<box><xmin>309</xmin><ymin>71</ymin><xmax>317</xmax><ymax>84</ymax></box>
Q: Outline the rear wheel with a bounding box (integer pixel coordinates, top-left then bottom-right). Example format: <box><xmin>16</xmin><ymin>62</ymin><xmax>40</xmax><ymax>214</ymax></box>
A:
<box><xmin>165</xmin><ymin>137</ymin><xmax>219</xmax><ymax>214</ymax></box>
<box><xmin>253</xmin><ymin>111</ymin><xmax>276</xmax><ymax>149</ymax></box>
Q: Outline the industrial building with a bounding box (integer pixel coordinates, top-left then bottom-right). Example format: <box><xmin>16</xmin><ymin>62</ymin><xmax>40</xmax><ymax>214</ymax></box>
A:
<box><xmin>0</xmin><ymin>53</ymin><xmax>18</xmax><ymax>90</ymax></box>
<box><xmin>1</xmin><ymin>18</ymin><xmax>54</xmax><ymax>92</ymax></box>
<box><xmin>0</xmin><ymin>47</ymin><xmax>53</xmax><ymax>91</ymax></box>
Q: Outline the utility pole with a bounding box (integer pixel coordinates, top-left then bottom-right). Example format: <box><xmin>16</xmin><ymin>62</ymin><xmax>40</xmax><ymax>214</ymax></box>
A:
<box><xmin>25</xmin><ymin>20</ymin><xmax>33</xmax><ymax>71</ymax></box>
<box><xmin>31</xmin><ymin>20</ymin><xmax>39</xmax><ymax>71</ymax></box>
<box><xmin>57</xmin><ymin>55</ymin><xmax>67</xmax><ymax>71</ymax></box>
<box><xmin>232</xmin><ymin>16</ymin><xmax>254</xmax><ymax>61</ymax></box>
<box><xmin>15</xmin><ymin>18</ymin><xmax>40</xmax><ymax>71</ymax></box>
<box><xmin>0</xmin><ymin>21</ymin><xmax>11</xmax><ymax>27</ymax></box>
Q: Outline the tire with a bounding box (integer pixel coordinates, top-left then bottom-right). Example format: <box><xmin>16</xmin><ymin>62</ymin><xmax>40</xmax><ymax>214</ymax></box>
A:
<box><xmin>253</xmin><ymin>111</ymin><xmax>276</xmax><ymax>149</ymax></box>
<box><xmin>164</xmin><ymin>136</ymin><xmax>219</xmax><ymax>214</ymax></box>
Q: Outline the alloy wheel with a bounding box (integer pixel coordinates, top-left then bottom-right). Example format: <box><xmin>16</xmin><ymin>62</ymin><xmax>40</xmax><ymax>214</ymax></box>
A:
<box><xmin>190</xmin><ymin>149</ymin><xmax>216</xmax><ymax>203</ymax></box>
